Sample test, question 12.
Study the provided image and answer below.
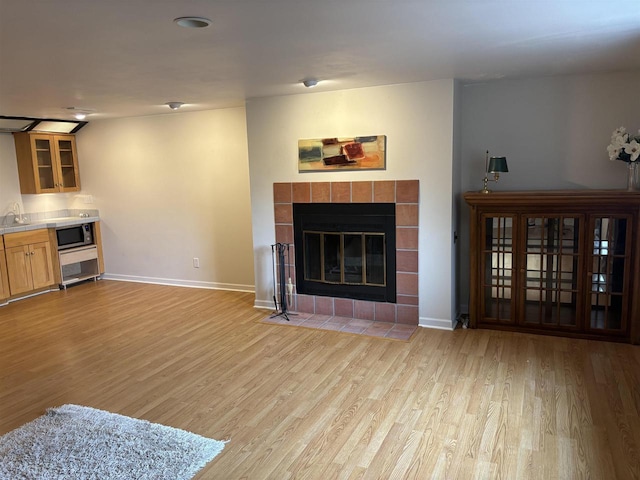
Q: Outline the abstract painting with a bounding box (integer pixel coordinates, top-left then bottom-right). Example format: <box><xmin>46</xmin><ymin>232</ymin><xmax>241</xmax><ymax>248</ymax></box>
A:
<box><xmin>298</xmin><ymin>135</ymin><xmax>386</xmax><ymax>172</ymax></box>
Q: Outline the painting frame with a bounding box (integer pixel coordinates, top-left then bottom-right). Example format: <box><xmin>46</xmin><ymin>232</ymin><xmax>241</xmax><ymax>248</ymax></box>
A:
<box><xmin>298</xmin><ymin>135</ymin><xmax>386</xmax><ymax>172</ymax></box>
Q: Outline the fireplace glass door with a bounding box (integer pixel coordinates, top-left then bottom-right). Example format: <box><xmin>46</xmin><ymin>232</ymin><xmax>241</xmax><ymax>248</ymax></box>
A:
<box><xmin>303</xmin><ymin>231</ymin><xmax>385</xmax><ymax>286</ymax></box>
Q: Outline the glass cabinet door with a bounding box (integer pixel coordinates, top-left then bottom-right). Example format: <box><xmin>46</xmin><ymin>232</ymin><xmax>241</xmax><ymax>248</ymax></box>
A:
<box><xmin>33</xmin><ymin>136</ymin><xmax>57</xmax><ymax>191</ymax></box>
<box><xmin>519</xmin><ymin>215</ymin><xmax>583</xmax><ymax>330</ymax></box>
<box><xmin>480</xmin><ymin>215</ymin><xmax>515</xmax><ymax>324</ymax></box>
<box><xmin>55</xmin><ymin>137</ymin><xmax>79</xmax><ymax>189</ymax></box>
<box><xmin>587</xmin><ymin>215</ymin><xmax>632</xmax><ymax>335</ymax></box>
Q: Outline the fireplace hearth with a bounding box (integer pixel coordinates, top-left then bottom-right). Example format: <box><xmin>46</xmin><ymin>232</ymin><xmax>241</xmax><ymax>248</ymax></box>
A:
<box><xmin>293</xmin><ymin>203</ymin><xmax>396</xmax><ymax>302</ymax></box>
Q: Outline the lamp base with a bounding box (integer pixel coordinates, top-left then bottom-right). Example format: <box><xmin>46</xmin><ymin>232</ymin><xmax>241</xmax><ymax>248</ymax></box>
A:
<box><xmin>480</xmin><ymin>176</ymin><xmax>491</xmax><ymax>194</ymax></box>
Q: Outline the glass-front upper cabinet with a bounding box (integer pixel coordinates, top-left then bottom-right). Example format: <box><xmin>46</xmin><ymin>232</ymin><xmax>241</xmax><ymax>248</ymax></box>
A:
<box><xmin>519</xmin><ymin>215</ymin><xmax>583</xmax><ymax>331</ymax></box>
<box><xmin>587</xmin><ymin>215</ymin><xmax>632</xmax><ymax>336</ymax></box>
<box><xmin>55</xmin><ymin>136</ymin><xmax>80</xmax><ymax>190</ymax></box>
<box><xmin>33</xmin><ymin>136</ymin><xmax>57</xmax><ymax>191</ymax></box>
<box><xmin>480</xmin><ymin>214</ymin><xmax>516</xmax><ymax>324</ymax></box>
<box><xmin>12</xmin><ymin>132</ymin><xmax>81</xmax><ymax>194</ymax></box>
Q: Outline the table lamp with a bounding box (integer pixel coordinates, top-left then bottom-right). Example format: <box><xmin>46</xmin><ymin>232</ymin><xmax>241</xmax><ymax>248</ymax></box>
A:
<box><xmin>481</xmin><ymin>150</ymin><xmax>508</xmax><ymax>194</ymax></box>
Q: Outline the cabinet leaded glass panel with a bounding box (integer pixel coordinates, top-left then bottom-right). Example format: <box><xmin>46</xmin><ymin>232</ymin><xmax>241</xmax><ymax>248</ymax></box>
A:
<box><xmin>588</xmin><ymin>216</ymin><xmax>631</xmax><ymax>333</ymax></box>
<box><xmin>481</xmin><ymin>215</ymin><xmax>515</xmax><ymax>323</ymax></box>
<box><xmin>520</xmin><ymin>216</ymin><xmax>582</xmax><ymax>328</ymax></box>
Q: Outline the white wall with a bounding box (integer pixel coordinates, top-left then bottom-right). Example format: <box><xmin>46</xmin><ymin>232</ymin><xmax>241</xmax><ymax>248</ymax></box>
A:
<box><xmin>77</xmin><ymin>108</ymin><xmax>255</xmax><ymax>290</ymax></box>
<box><xmin>451</xmin><ymin>80</ymin><xmax>462</xmax><ymax>322</ymax></box>
<box><xmin>459</xmin><ymin>71</ymin><xmax>640</xmax><ymax>309</ymax></box>
<box><xmin>246</xmin><ymin>80</ymin><xmax>457</xmax><ymax>328</ymax></box>
<box><xmin>0</xmin><ymin>135</ymin><xmax>26</xmax><ymax>216</ymax></box>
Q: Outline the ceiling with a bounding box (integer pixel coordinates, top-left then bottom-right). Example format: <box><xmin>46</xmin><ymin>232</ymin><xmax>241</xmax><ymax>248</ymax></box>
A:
<box><xmin>1</xmin><ymin>0</ymin><xmax>639</xmax><ymax>121</ymax></box>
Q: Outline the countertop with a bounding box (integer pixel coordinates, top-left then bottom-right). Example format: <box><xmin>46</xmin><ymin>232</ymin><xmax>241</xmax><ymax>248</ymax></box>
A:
<box><xmin>0</xmin><ymin>216</ymin><xmax>100</xmax><ymax>235</ymax></box>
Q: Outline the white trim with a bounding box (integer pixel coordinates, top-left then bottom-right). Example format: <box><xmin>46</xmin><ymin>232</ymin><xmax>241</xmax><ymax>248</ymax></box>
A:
<box><xmin>254</xmin><ymin>299</ymin><xmax>276</xmax><ymax>310</ymax></box>
<box><xmin>1</xmin><ymin>287</ymin><xmax>59</xmax><ymax>306</ymax></box>
<box><xmin>419</xmin><ymin>316</ymin><xmax>455</xmax><ymax>331</ymax></box>
<box><xmin>102</xmin><ymin>274</ymin><xmax>254</xmax><ymax>293</ymax></box>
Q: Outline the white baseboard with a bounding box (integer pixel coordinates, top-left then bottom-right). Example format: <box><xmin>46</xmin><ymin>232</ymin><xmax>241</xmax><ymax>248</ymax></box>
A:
<box><xmin>101</xmin><ymin>274</ymin><xmax>254</xmax><ymax>293</ymax></box>
<box><xmin>254</xmin><ymin>299</ymin><xmax>276</xmax><ymax>310</ymax></box>
<box><xmin>419</xmin><ymin>316</ymin><xmax>455</xmax><ymax>331</ymax></box>
<box><xmin>2</xmin><ymin>287</ymin><xmax>59</xmax><ymax>306</ymax></box>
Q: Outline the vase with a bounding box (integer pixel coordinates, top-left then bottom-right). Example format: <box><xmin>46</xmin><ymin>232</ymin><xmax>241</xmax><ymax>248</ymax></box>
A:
<box><xmin>627</xmin><ymin>162</ymin><xmax>639</xmax><ymax>191</ymax></box>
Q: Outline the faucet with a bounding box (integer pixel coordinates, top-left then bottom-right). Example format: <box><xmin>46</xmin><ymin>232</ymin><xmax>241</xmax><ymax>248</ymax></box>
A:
<box><xmin>2</xmin><ymin>202</ymin><xmax>27</xmax><ymax>226</ymax></box>
<box><xmin>14</xmin><ymin>203</ymin><xmax>23</xmax><ymax>224</ymax></box>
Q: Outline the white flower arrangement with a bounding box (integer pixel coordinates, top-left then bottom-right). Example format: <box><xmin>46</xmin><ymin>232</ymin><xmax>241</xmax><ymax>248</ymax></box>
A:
<box><xmin>607</xmin><ymin>126</ymin><xmax>640</xmax><ymax>162</ymax></box>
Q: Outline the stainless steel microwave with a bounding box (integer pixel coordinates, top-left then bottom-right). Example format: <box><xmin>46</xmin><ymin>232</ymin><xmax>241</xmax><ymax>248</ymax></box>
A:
<box><xmin>56</xmin><ymin>224</ymin><xmax>93</xmax><ymax>250</ymax></box>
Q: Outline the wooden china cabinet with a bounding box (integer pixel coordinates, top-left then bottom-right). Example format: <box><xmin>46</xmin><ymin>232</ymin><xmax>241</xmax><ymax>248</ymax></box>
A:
<box><xmin>464</xmin><ymin>190</ymin><xmax>640</xmax><ymax>344</ymax></box>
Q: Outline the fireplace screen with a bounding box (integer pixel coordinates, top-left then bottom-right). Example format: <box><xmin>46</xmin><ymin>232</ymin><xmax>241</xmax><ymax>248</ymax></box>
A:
<box><xmin>293</xmin><ymin>202</ymin><xmax>396</xmax><ymax>303</ymax></box>
<box><xmin>304</xmin><ymin>231</ymin><xmax>385</xmax><ymax>286</ymax></box>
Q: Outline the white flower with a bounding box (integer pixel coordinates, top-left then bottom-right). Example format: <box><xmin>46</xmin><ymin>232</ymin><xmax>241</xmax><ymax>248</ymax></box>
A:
<box><xmin>608</xmin><ymin>143</ymin><xmax>623</xmax><ymax>161</ymax></box>
<box><xmin>624</xmin><ymin>140</ymin><xmax>640</xmax><ymax>161</ymax></box>
<box><xmin>612</xmin><ymin>134</ymin><xmax>628</xmax><ymax>147</ymax></box>
<box><xmin>607</xmin><ymin>126</ymin><xmax>640</xmax><ymax>162</ymax></box>
<box><xmin>613</xmin><ymin>126</ymin><xmax>627</xmax><ymax>138</ymax></box>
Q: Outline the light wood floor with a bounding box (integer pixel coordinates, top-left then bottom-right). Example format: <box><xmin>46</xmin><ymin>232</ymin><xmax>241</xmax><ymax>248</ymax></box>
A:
<box><xmin>1</xmin><ymin>281</ymin><xmax>640</xmax><ymax>479</ymax></box>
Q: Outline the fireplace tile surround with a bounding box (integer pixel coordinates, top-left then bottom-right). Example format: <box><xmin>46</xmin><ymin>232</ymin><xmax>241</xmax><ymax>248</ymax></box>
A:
<box><xmin>273</xmin><ymin>180</ymin><xmax>419</xmax><ymax>325</ymax></box>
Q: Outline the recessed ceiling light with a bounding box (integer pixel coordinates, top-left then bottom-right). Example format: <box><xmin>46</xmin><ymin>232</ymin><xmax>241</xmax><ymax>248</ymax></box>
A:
<box><xmin>166</xmin><ymin>102</ymin><xmax>185</xmax><ymax>110</ymax></box>
<box><xmin>302</xmin><ymin>78</ymin><xmax>319</xmax><ymax>88</ymax></box>
<box><xmin>65</xmin><ymin>106</ymin><xmax>94</xmax><ymax>120</ymax></box>
<box><xmin>174</xmin><ymin>16</ymin><xmax>212</xmax><ymax>28</ymax></box>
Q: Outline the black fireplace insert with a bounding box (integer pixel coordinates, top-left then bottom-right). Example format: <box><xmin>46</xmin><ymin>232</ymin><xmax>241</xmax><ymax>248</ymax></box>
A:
<box><xmin>293</xmin><ymin>203</ymin><xmax>396</xmax><ymax>303</ymax></box>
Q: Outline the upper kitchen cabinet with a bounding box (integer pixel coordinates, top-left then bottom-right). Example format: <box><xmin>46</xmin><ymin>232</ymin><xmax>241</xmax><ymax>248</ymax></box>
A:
<box><xmin>12</xmin><ymin>132</ymin><xmax>81</xmax><ymax>194</ymax></box>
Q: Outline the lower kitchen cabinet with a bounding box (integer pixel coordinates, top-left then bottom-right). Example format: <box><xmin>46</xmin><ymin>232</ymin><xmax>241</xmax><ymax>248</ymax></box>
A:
<box><xmin>0</xmin><ymin>236</ymin><xmax>9</xmax><ymax>301</ymax></box>
<box><xmin>4</xmin><ymin>229</ymin><xmax>55</xmax><ymax>296</ymax></box>
<box><xmin>464</xmin><ymin>190</ymin><xmax>640</xmax><ymax>344</ymax></box>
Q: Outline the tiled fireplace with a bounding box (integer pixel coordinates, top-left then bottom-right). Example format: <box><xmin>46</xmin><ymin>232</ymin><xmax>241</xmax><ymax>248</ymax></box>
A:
<box><xmin>273</xmin><ymin>180</ymin><xmax>419</xmax><ymax>325</ymax></box>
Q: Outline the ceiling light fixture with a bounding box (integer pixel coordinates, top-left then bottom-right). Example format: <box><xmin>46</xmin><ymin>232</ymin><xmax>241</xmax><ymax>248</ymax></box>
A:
<box><xmin>173</xmin><ymin>16</ymin><xmax>212</xmax><ymax>28</ymax></box>
<box><xmin>166</xmin><ymin>102</ymin><xmax>185</xmax><ymax>110</ymax></box>
<box><xmin>65</xmin><ymin>107</ymin><xmax>94</xmax><ymax>120</ymax></box>
<box><xmin>302</xmin><ymin>78</ymin><xmax>319</xmax><ymax>88</ymax></box>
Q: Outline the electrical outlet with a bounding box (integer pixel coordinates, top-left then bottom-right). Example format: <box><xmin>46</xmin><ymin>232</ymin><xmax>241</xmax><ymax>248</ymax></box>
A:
<box><xmin>193</xmin><ymin>257</ymin><xmax>200</xmax><ymax>268</ymax></box>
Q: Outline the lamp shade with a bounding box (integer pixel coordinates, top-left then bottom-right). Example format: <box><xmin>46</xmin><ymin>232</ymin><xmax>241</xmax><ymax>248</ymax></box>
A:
<box><xmin>487</xmin><ymin>156</ymin><xmax>508</xmax><ymax>173</ymax></box>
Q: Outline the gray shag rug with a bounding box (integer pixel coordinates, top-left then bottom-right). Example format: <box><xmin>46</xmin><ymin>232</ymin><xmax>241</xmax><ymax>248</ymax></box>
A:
<box><xmin>0</xmin><ymin>404</ymin><xmax>226</xmax><ymax>479</ymax></box>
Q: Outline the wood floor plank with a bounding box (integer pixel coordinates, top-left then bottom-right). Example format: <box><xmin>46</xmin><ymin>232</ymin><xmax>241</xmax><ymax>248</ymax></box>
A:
<box><xmin>1</xmin><ymin>280</ymin><xmax>640</xmax><ymax>478</ymax></box>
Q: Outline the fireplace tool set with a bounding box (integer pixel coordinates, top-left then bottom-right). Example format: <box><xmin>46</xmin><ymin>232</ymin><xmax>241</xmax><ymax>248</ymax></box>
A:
<box><xmin>270</xmin><ymin>243</ymin><xmax>294</xmax><ymax>321</ymax></box>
